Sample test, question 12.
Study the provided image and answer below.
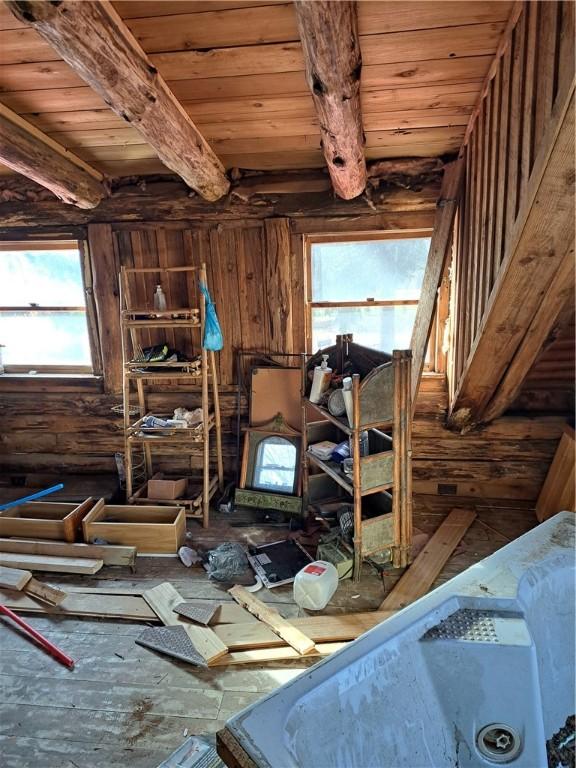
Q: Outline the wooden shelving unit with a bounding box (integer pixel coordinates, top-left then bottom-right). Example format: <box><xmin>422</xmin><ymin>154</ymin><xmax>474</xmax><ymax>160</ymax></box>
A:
<box><xmin>120</xmin><ymin>264</ymin><xmax>223</xmax><ymax>527</ymax></box>
<box><xmin>302</xmin><ymin>343</ymin><xmax>413</xmax><ymax>580</ymax></box>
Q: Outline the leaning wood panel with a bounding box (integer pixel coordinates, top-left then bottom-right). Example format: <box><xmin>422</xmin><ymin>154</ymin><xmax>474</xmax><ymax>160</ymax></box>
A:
<box><xmin>535</xmin><ymin>426</ymin><xmax>575</xmax><ymax>521</ymax></box>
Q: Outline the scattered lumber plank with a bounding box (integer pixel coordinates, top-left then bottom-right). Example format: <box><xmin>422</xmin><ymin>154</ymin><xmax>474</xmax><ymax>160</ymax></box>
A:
<box><xmin>0</xmin><ymin>567</ymin><xmax>67</xmax><ymax>606</ymax></box>
<box><xmin>0</xmin><ymin>590</ymin><xmax>157</xmax><ymax>620</ymax></box>
<box><xmin>143</xmin><ymin>582</ymin><xmax>228</xmax><ymax>665</ymax></box>
<box><xmin>212</xmin><ymin>642</ymin><xmax>347</xmax><ymax>667</ymax></box>
<box><xmin>23</xmin><ymin>578</ymin><xmax>67</xmax><ymax>606</ymax></box>
<box><xmin>228</xmin><ymin>585</ymin><xmax>316</xmax><ymax>656</ymax></box>
<box><xmin>379</xmin><ymin>508</ymin><xmax>477</xmax><ymax>610</ymax></box>
<box><xmin>0</xmin><ymin>552</ymin><xmax>103</xmax><ymax>575</ymax></box>
<box><xmin>60</xmin><ymin>587</ymin><xmax>259</xmax><ymax>623</ymax></box>
<box><xmin>0</xmin><ymin>565</ymin><xmax>32</xmax><ymax>591</ymax></box>
<box><xmin>0</xmin><ymin>538</ymin><xmax>136</xmax><ymax>568</ymax></box>
<box><xmin>214</xmin><ymin>610</ymin><xmax>395</xmax><ymax>650</ymax></box>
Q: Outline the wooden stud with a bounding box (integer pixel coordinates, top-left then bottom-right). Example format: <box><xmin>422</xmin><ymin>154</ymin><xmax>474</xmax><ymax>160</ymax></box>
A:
<box><xmin>409</xmin><ymin>159</ymin><xmax>464</xmax><ymax>409</ymax></box>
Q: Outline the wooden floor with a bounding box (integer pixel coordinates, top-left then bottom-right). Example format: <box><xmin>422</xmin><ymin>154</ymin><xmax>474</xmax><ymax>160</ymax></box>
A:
<box><xmin>0</xmin><ymin>497</ymin><xmax>538</xmax><ymax>768</ymax></box>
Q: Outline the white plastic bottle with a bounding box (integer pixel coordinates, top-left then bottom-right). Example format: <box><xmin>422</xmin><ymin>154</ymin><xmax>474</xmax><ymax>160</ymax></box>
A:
<box><xmin>309</xmin><ymin>354</ymin><xmax>332</xmax><ymax>403</ymax></box>
<box><xmin>154</xmin><ymin>284</ymin><xmax>167</xmax><ymax>311</ymax></box>
<box><xmin>293</xmin><ymin>560</ymin><xmax>339</xmax><ymax>611</ymax></box>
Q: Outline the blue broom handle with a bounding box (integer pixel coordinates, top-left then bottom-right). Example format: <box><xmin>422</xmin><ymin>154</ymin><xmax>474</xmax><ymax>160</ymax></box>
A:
<box><xmin>0</xmin><ymin>483</ymin><xmax>64</xmax><ymax>512</ymax></box>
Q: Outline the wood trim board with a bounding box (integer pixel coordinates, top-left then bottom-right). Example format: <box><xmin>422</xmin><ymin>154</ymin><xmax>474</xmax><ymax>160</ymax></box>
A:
<box><xmin>0</xmin><ymin>552</ymin><xmax>103</xmax><ymax>575</ymax></box>
<box><xmin>379</xmin><ymin>507</ymin><xmax>476</xmax><ymax>610</ymax></box>
<box><xmin>228</xmin><ymin>585</ymin><xmax>316</xmax><ymax>655</ymax></box>
<box><xmin>0</xmin><ymin>538</ymin><xmax>136</xmax><ymax>568</ymax></box>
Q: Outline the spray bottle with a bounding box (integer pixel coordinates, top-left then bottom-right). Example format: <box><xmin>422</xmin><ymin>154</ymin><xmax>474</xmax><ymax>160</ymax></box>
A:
<box><xmin>309</xmin><ymin>354</ymin><xmax>332</xmax><ymax>403</ymax></box>
<box><xmin>154</xmin><ymin>285</ymin><xmax>167</xmax><ymax>311</ymax></box>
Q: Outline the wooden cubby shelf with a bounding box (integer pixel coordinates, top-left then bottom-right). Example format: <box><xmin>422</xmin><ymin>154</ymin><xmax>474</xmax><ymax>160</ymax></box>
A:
<box><xmin>302</xmin><ymin>340</ymin><xmax>413</xmax><ymax>580</ymax></box>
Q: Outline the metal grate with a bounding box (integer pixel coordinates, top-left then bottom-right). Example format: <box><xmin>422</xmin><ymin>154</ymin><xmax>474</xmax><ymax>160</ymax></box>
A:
<box><xmin>136</xmin><ymin>625</ymin><xmax>207</xmax><ymax>666</ymax></box>
<box><xmin>421</xmin><ymin>608</ymin><xmax>500</xmax><ymax>643</ymax></box>
<box><xmin>174</xmin><ymin>601</ymin><xmax>219</xmax><ymax>626</ymax></box>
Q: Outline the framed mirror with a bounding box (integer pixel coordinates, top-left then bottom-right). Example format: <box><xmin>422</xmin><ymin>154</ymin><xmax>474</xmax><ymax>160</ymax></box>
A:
<box><xmin>237</xmin><ymin>413</ymin><xmax>302</xmax><ymax>512</ymax></box>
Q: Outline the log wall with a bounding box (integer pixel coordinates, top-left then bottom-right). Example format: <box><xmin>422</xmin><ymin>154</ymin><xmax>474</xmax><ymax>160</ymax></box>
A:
<box><xmin>0</xmin><ymin>166</ymin><xmax>571</xmax><ymax>504</ymax></box>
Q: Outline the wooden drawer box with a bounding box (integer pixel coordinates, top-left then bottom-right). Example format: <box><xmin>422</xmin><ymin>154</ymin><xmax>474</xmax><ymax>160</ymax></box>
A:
<box><xmin>82</xmin><ymin>501</ymin><xmax>186</xmax><ymax>554</ymax></box>
<box><xmin>147</xmin><ymin>477</ymin><xmax>188</xmax><ymax>500</ymax></box>
<box><xmin>0</xmin><ymin>498</ymin><xmax>96</xmax><ymax>542</ymax></box>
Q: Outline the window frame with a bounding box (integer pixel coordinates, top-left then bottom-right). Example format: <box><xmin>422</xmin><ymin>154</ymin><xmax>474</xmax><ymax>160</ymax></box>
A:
<box><xmin>0</xmin><ymin>239</ymin><xmax>102</xmax><ymax>377</ymax></box>
<box><xmin>304</xmin><ymin>231</ymin><xmax>437</xmax><ymax>368</ymax></box>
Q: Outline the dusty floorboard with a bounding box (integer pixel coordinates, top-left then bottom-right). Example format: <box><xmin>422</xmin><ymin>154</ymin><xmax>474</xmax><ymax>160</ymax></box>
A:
<box><xmin>0</xmin><ymin>498</ymin><xmax>537</xmax><ymax>767</ymax></box>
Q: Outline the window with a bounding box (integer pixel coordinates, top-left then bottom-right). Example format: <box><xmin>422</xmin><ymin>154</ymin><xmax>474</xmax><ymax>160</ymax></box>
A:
<box><xmin>253</xmin><ymin>436</ymin><xmax>298</xmax><ymax>495</ymax></box>
<box><xmin>306</xmin><ymin>234</ymin><xmax>431</xmax><ymax>355</ymax></box>
<box><xmin>0</xmin><ymin>241</ymin><xmax>95</xmax><ymax>373</ymax></box>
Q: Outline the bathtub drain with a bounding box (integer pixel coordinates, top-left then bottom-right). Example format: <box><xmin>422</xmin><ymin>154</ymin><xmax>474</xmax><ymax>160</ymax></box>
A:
<box><xmin>476</xmin><ymin>724</ymin><xmax>522</xmax><ymax>763</ymax></box>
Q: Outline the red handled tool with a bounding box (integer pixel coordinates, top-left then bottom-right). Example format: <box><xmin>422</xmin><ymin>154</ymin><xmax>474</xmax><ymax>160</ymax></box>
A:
<box><xmin>0</xmin><ymin>604</ymin><xmax>75</xmax><ymax>669</ymax></box>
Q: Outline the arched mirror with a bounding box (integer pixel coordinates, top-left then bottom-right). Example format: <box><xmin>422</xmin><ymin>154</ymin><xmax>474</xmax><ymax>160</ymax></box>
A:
<box><xmin>253</xmin><ymin>435</ymin><xmax>298</xmax><ymax>495</ymax></box>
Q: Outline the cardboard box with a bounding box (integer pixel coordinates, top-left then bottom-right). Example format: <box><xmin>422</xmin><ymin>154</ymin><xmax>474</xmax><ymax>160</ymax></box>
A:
<box><xmin>147</xmin><ymin>478</ymin><xmax>188</xmax><ymax>500</ymax></box>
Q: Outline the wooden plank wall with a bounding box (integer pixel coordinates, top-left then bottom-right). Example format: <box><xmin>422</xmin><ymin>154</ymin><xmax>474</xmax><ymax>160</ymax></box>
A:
<box><xmin>449</xmin><ymin>0</ymin><xmax>575</xmax><ymax>406</ymax></box>
<box><xmin>0</xmin><ymin>180</ymin><xmax>571</xmax><ymax>503</ymax></box>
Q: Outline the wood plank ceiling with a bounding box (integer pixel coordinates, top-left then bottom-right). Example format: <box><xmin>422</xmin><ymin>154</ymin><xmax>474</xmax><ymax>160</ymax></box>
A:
<box><xmin>0</xmin><ymin>0</ymin><xmax>513</xmax><ymax>178</ymax></box>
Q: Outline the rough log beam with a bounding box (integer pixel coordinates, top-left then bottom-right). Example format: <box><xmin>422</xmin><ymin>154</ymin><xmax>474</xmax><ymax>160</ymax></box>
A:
<box><xmin>0</xmin><ymin>169</ymin><xmax>442</xmax><ymax>229</ymax></box>
<box><xmin>294</xmin><ymin>0</ymin><xmax>366</xmax><ymax>200</ymax></box>
<box><xmin>7</xmin><ymin>0</ymin><xmax>229</xmax><ymax>202</ymax></box>
<box><xmin>0</xmin><ymin>103</ymin><xmax>107</xmax><ymax>209</ymax></box>
<box><xmin>448</xmin><ymin>90</ymin><xmax>575</xmax><ymax>429</ymax></box>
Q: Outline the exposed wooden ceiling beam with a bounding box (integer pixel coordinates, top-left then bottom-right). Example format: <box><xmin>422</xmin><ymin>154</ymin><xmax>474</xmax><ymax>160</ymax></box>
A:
<box><xmin>7</xmin><ymin>1</ymin><xmax>230</xmax><ymax>202</ymax></box>
<box><xmin>294</xmin><ymin>1</ymin><xmax>367</xmax><ymax>200</ymax></box>
<box><xmin>0</xmin><ymin>102</ymin><xmax>107</xmax><ymax>209</ymax></box>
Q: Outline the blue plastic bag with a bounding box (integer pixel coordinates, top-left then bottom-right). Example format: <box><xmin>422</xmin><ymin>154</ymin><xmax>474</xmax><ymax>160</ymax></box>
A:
<box><xmin>199</xmin><ymin>282</ymin><xmax>223</xmax><ymax>351</ymax></box>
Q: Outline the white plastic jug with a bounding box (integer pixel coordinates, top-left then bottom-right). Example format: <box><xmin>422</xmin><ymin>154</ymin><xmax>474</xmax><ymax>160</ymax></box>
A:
<box><xmin>293</xmin><ymin>560</ymin><xmax>339</xmax><ymax>611</ymax></box>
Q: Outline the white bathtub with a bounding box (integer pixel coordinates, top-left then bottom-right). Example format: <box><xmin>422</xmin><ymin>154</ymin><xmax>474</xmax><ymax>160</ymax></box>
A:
<box><xmin>226</xmin><ymin>512</ymin><xmax>575</xmax><ymax>767</ymax></box>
